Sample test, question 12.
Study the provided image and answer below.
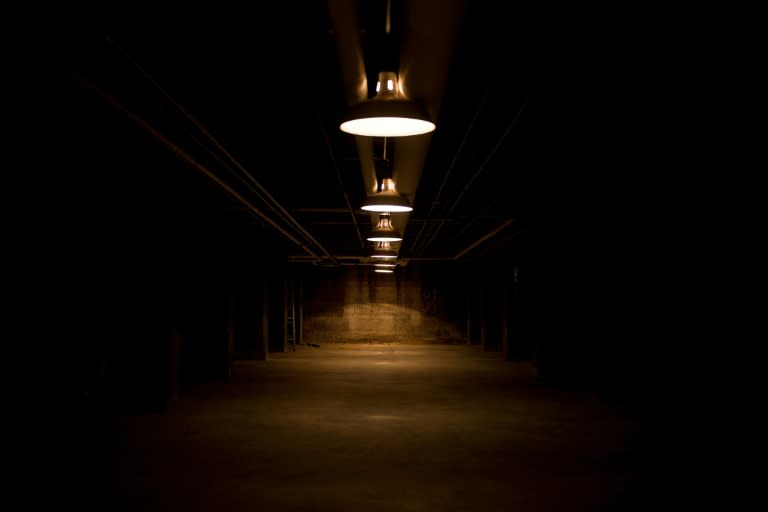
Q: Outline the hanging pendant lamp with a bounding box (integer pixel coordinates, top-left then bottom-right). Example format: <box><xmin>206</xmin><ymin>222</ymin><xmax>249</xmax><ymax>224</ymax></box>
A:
<box><xmin>367</xmin><ymin>212</ymin><xmax>403</xmax><ymax>242</ymax></box>
<box><xmin>362</xmin><ymin>154</ymin><xmax>412</xmax><ymax>212</ymax></box>
<box><xmin>371</xmin><ymin>241</ymin><xmax>398</xmax><ymax>259</ymax></box>
<box><xmin>340</xmin><ymin>71</ymin><xmax>435</xmax><ymax>137</ymax></box>
<box><xmin>362</xmin><ymin>178</ymin><xmax>412</xmax><ymax>213</ymax></box>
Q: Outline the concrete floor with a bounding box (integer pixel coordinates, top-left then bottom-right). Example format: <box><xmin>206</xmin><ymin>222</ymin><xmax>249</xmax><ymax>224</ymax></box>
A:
<box><xmin>45</xmin><ymin>343</ymin><xmax>734</xmax><ymax>511</ymax></box>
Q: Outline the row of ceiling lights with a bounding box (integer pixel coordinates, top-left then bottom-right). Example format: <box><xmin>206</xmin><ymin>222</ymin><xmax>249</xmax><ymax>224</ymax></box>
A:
<box><xmin>339</xmin><ymin>70</ymin><xmax>436</xmax><ymax>274</ymax></box>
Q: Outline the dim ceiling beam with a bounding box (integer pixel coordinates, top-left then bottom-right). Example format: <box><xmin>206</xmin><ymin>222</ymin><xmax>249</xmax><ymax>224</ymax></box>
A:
<box><xmin>77</xmin><ymin>76</ymin><xmax>325</xmax><ymax>262</ymax></box>
<box><xmin>453</xmin><ymin>219</ymin><xmax>516</xmax><ymax>260</ymax></box>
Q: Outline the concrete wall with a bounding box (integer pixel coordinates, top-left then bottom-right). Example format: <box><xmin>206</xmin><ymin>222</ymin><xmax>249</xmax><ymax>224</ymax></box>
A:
<box><xmin>303</xmin><ymin>265</ymin><xmax>464</xmax><ymax>344</ymax></box>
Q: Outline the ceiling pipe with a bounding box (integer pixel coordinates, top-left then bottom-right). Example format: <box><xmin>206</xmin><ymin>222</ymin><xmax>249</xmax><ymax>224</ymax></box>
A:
<box><xmin>452</xmin><ymin>219</ymin><xmax>516</xmax><ymax>260</ymax></box>
<box><xmin>77</xmin><ymin>76</ymin><xmax>323</xmax><ymax>262</ymax></box>
<box><xmin>102</xmin><ymin>33</ymin><xmax>338</xmax><ymax>264</ymax></box>
<box><xmin>461</xmin><ymin>227</ymin><xmax>528</xmax><ymax>262</ymax></box>
<box><xmin>415</xmin><ymin>97</ymin><xmax>529</xmax><ymax>256</ymax></box>
<box><xmin>404</xmin><ymin>218</ymin><xmax>517</xmax><ymax>261</ymax></box>
<box><xmin>449</xmin><ymin>97</ymin><xmax>529</xmax><ymax>212</ymax></box>
<box><xmin>410</xmin><ymin>35</ymin><xmax>526</xmax><ymax>256</ymax></box>
<box><xmin>315</xmin><ymin>107</ymin><xmax>366</xmax><ymax>249</ymax></box>
<box><xmin>408</xmin><ymin>73</ymin><xmax>490</xmax><ymax>253</ymax></box>
<box><xmin>414</xmin><ymin>41</ymin><xmax>569</xmax><ymax>256</ymax></box>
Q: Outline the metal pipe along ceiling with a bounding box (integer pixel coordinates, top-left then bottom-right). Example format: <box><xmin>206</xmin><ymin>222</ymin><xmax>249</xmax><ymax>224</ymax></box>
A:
<box><xmin>77</xmin><ymin>76</ymin><xmax>325</xmax><ymax>261</ymax></box>
<box><xmin>72</xmin><ymin>27</ymin><xmax>344</xmax><ymax>264</ymax></box>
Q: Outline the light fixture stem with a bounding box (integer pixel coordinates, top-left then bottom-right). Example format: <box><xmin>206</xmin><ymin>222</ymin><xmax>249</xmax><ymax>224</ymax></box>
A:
<box><xmin>385</xmin><ymin>0</ymin><xmax>391</xmax><ymax>34</ymax></box>
<box><xmin>383</xmin><ymin>136</ymin><xmax>388</xmax><ymax>161</ymax></box>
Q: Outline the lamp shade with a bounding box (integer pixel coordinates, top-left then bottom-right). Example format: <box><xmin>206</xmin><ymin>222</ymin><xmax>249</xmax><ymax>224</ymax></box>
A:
<box><xmin>371</xmin><ymin>241</ymin><xmax>397</xmax><ymax>259</ymax></box>
<box><xmin>361</xmin><ymin>178</ymin><xmax>413</xmax><ymax>213</ymax></box>
<box><xmin>340</xmin><ymin>72</ymin><xmax>435</xmax><ymax>137</ymax></box>
<box><xmin>367</xmin><ymin>213</ymin><xmax>402</xmax><ymax>242</ymax></box>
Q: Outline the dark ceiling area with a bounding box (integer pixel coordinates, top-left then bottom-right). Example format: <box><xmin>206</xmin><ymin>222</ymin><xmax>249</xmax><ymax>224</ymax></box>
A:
<box><xmin>30</xmin><ymin>1</ymin><xmax>601</xmax><ymax>278</ymax></box>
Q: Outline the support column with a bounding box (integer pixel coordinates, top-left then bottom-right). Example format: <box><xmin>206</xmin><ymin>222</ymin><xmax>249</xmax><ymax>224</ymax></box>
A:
<box><xmin>480</xmin><ymin>286</ymin><xmax>488</xmax><ymax>350</ymax></box>
<box><xmin>297</xmin><ymin>280</ymin><xmax>304</xmax><ymax>346</ymax></box>
<box><xmin>501</xmin><ymin>283</ymin><xmax>511</xmax><ymax>360</ymax></box>
<box><xmin>226</xmin><ymin>293</ymin><xmax>236</xmax><ymax>376</ymax></box>
<box><xmin>168</xmin><ymin>327</ymin><xmax>182</xmax><ymax>404</ymax></box>
<box><xmin>282</xmin><ymin>279</ymin><xmax>296</xmax><ymax>352</ymax></box>
<box><xmin>259</xmin><ymin>277</ymin><xmax>269</xmax><ymax>360</ymax></box>
<box><xmin>466</xmin><ymin>290</ymin><xmax>472</xmax><ymax>344</ymax></box>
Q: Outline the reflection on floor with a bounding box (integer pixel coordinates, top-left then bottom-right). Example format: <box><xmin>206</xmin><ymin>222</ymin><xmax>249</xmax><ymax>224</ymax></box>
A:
<box><xmin>44</xmin><ymin>343</ymin><xmax>734</xmax><ymax>511</ymax></box>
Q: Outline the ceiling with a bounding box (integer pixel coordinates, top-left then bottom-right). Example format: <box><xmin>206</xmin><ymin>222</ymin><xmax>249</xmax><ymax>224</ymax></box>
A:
<box><xmin>32</xmin><ymin>1</ymin><xmax>590</xmax><ymax>278</ymax></box>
